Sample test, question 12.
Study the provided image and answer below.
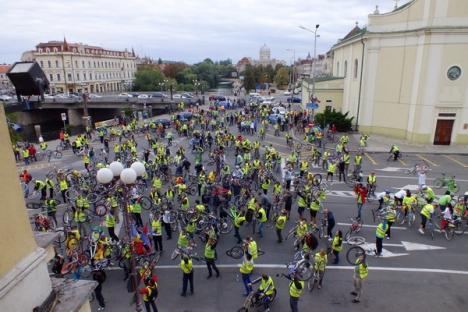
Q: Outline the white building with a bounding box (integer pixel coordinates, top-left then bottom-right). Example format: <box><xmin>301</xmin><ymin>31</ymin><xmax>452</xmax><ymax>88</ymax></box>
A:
<box><xmin>21</xmin><ymin>39</ymin><xmax>137</xmax><ymax>94</ymax></box>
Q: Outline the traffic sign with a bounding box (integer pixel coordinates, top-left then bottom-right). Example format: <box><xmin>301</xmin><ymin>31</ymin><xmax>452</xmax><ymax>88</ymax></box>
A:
<box><xmin>61</xmin><ymin>113</ymin><xmax>67</xmax><ymax>121</ymax></box>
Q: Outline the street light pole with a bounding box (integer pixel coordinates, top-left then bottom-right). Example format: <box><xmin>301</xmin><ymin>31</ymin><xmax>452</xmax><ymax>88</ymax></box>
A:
<box><xmin>299</xmin><ymin>24</ymin><xmax>320</xmax><ymax>99</ymax></box>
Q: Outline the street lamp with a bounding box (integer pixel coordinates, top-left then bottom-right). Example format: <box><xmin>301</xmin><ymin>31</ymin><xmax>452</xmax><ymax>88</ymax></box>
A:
<box><xmin>96</xmin><ymin>161</ymin><xmax>146</xmax><ymax>312</ymax></box>
<box><xmin>193</xmin><ymin>79</ymin><xmax>201</xmax><ymax>96</ymax></box>
<box><xmin>286</xmin><ymin>48</ymin><xmax>296</xmax><ymax>96</ymax></box>
<box><xmin>299</xmin><ymin>24</ymin><xmax>320</xmax><ymax>99</ymax></box>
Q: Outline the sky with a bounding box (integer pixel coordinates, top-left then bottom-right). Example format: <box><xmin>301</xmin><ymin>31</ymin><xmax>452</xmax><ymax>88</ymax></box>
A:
<box><xmin>0</xmin><ymin>0</ymin><xmax>409</xmax><ymax>65</ymax></box>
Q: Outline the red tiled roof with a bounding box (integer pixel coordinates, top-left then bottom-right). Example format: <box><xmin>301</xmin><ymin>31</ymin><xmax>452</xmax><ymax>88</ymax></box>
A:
<box><xmin>0</xmin><ymin>64</ymin><xmax>11</xmax><ymax>74</ymax></box>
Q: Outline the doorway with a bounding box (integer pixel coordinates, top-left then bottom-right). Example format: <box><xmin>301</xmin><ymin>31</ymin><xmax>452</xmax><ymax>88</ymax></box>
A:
<box><xmin>434</xmin><ymin>119</ymin><xmax>454</xmax><ymax>145</ymax></box>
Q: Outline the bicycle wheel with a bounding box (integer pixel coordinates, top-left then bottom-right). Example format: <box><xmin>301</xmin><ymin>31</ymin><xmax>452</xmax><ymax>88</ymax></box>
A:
<box><xmin>54</xmin><ymin>151</ymin><xmax>63</xmax><ymax>159</ymax></box>
<box><xmin>445</xmin><ymin>227</ymin><xmax>455</xmax><ymax>241</ymax></box>
<box><xmin>226</xmin><ymin>246</ymin><xmax>244</xmax><ymax>259</ymax></box>
<box><xmin>286</xmin><ymin>228</ymin><xmax>296</xmax><ymax>240</ymax></box>
<box><xmin>94</xmin><ymin>204</ymin><xmax>108</xmax><ymax>217</ymax></box>
<box><xmin>139</xmin><ymin>196</ymin><xmax>153</xmax><ymax>210</ymax></box>
<box><xmin>218</xmin><ymin>219</ymin><xmax>233</xmax><ymax>234</ymax></box>
<box><xmin>62</xmin><ymin>210</ymin><xmax>73</xmax><ymax>225</ymax></box>
<box><xmin>86</xmin><ymin>192</ymin><xmax>100</xmax><ymax>204</ymax></box>
<box><xmin>54</xmin><ymin>229</ymin><xmax>66</xmax><ymax>245</ymax></box>
<box><xmin>344</xmin><ymin>230</ymin><xmax>352</xmax><ymax>242</ymax></box>
<box><xmin>171</xmin><ymin>249</ymin><xmax>180</xmax><ymax>260</ymax></box>
<box><xmin>434</xmin><ymin>178</ymin><xmax>444</xmax><ymax>189</ymax></box>
<box><xmin>312</xmin><ymin>174</ymin><xmax>322</xmax><ymax>186</ymax></box>
<box><xmin>454</xmin><ymin>221</ymin><xmax>466</xmax><ymax>235</ymax></box>
<box><xmin>346</xmin><ymin>235</ymin><xmax>365</xmax><ymax>245</ymax></box>
<box><xmin>308</xmin><ymin>274</ymin><xmax>318</xmax><ymax>292</ymax></box>
<box><xmin>408</xmin><ymin>212</ymin><xmax>416</xmax><ymax>227</ymax></box>
<box><xmin>346</xmin><ymin>246</ymin><xmax>366</xmax><ymax>265</ymax></box>
<box><xmin>295</xmin><ymin>261</ymin><xmax>312</xmax><ymax>281</ymax></box>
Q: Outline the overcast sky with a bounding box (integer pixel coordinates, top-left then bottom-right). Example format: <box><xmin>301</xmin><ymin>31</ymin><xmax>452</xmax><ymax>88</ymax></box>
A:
<box><xmin>0</xmin><ymin>0</ymin><xmax>409</xmax><ymax>64</ymax></box>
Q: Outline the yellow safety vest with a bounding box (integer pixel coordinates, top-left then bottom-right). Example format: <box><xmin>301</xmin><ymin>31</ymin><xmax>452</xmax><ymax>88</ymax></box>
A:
<box><xmin>180</xmin><ymin>259</ymin><xmax>193</xmax><ymax>274</ymax></box>
<box><xmin>239</xmin><ymin>258</ymin><xmax>254</xmax><ymax>274</ymax></box>
<box><xmin>276</xmin><ymin>215</ymin><xmax>287</xmax><ymax>229</ymax></box>
<box><xmin>289</xmin><ymin>280</ymin><xmax>304</xmax><ymax>298</ymax></box>
<box><xmin>105</xmin><ymin>215</ymin><xmax>116</xmax><ymax>228</ymax></box>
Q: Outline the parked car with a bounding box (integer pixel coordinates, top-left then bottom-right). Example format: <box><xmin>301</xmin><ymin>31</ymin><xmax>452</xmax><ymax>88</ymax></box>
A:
<box><xmin>151</xmin><ymin>92</ymin><xmax>167</xmax><ymax>98</ymax></box>
<box><xmin>268</xmin><ymin>113</ymin><xmax>286</xmax><ymax>124</ymax></box>
<box><xmin>177</xmin><ymin>112</ymin><xmax>193</xmax><ymax>121</ymax></box>
<box><xmin>273</xmin><ymin>106</ymin><xmax>286</xmax><ymax>115</ymax></box>
<box><xmin>287</xmin><ymin>97</ymin><xmax>301</xmax><ymax>103</ymax></box>
<box><xmin>173</xmin><ymin>94</ymin><xmax>182</xmax><ymax>99</ymax></box>
<box><xmin>138</xmin><ymin>94</ymin><xmax>150</xmax><ymax>99</ymax></box>
<box><xmin>283</xmin><ymin>91</ymin><xmax>292</xmax><ymax>96</ymax></box>
<box><xmin>118</xmin><ymin>93</ymin><xmax>133</xmax><ymax>98</ymax></box>
<box><xmin>154</xmin><ymin>118</ymin><xmax>171</xmax><ymax>128</ymax></box>
<box><xmin>0</xmin><ymin>95</ymin><xmax>13</xmax><ymax>101</ymax></box>
<box><xmin>88</xmin><ymin>93</ymin><xmax>102</xmax><ymax>98</ymax></box>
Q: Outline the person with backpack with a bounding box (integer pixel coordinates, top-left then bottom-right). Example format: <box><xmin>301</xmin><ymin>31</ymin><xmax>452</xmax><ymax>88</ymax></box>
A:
<box><xmin>92</xmin><ymin>267</ymin><xmax>107</xmax><ymax>311</ymax></box>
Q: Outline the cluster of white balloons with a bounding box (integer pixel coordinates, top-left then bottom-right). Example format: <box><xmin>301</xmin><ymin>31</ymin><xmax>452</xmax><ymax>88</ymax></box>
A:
<box><xmin>96</xmin><ymin>161</ymin><xmax>146</xmax><ymax>185</ymax></box>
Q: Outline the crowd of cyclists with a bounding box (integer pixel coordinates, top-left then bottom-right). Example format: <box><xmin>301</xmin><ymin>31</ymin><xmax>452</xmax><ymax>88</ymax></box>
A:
<box><xmin>17</xmin><ymin>96</ymin><xmax>468</xmax><ymax>312</ymax></box>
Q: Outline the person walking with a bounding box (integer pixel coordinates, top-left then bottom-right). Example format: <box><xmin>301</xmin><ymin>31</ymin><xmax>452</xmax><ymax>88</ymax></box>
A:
<box><xmin>313</xmin><ymin>249</ymin><xmax>328</xmax><ymax>289</ymax></box>
<box><xmin>256</xmin><ymin>205</ymin><xmax>267</xmax><ymax>238</ymax></box>
<box><xmin>331</xmin><ymin>230</ymin><xmax>343</xmax><ymax>264</ymax></box>
<box><xmin>234</xmin><ymin>211</ymin><xmax>246</xmax><ymax>244</ymax></box>
<box><xmin>162</xmin><ymin>209</ymin><xmax>172</xmax><ymax>240</ymax></box>
<box><xmin>204</xmin><ymin>238</ymin><xmax>220</xmax><ymax>279</ymax></box>
<box><xmin>351</xmin><ymin>254</ymin><xmax>368</xmax><ymax>303</ymax></box>
<box><xmin>180</xmin><ymin>256</ymin><xmax>194</xmax><ymax>296</ymax></box>
<box><xmin>92</xmin><ymin>267</ymin><xmax>107</xmax><ymax>311</ymax></box>
<box><xmin>354</xmin><ymin>183</ymin><xmax>367</xmax><ymax>220</ymax></box>
<box><xmin>105</xmin><ymin>211</ymin><xmax>119</xmax><ymax>242</ymax></box>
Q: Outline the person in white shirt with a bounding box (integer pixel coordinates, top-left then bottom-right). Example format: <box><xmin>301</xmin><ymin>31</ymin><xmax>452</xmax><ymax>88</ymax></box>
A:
<box><xmin>394</xmin><ymin>189</ymin><xmax>406</xmax><ymax>206</ymax></box>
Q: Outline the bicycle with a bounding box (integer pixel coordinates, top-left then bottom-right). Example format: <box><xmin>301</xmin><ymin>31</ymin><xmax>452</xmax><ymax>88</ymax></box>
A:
<box><xmin>433</xmin><ymin>173</ymin><xmax>458</xmax><ymax>193</ymax></box>
<box><xmin>283</xmin><ymin>253</ymin><xmax>312</xmax><ymax>281</ymax></box>
<box><xmin>307</xmin><ymin>268</ymin><xmax>322</xmax><ymax>292</ymax></box>
<box><xmin>405</xmin><ymin>162</ymin><xmax>430</xmax><ymax>175</ymax></box>
<box><xmin>396</xmin><ymin>205</ymin><xmax>416</xmax><ymax>227</ymax></box>
<box><xmin>344</xmin><ymin>218</ymin><xmax>363</xmax><ymax>241</ymax></box>
<box><xmin>225</xmin><ymin>244</ymin><xmax>265</xmax><ymax>260</ymax></box>
<box><xmin>237</xmin><ymin>288</ymin><xmax>277</xmax><ymax>312</ymax></box>
<box><xmin>345</xmin><ymin>236</ymin><xmax>375</xmax><ymax>265</ymax></box>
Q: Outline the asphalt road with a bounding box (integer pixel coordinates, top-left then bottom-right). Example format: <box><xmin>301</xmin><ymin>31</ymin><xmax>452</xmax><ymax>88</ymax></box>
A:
<box><xmin>19</xmin><ymin>103</ymin><xmax>468</xmax><ymax>312</ymax></box>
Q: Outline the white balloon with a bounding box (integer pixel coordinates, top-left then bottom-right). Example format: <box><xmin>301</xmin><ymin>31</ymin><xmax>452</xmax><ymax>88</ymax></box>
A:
<box><xmin>120</xmin><ymin>168</ymin><xmax>137</xmax><ymax>185</ymax></box>
<box><xmin>96</xmin><ymin>168</ymin><xmax>113</xmax><ymax>184</ymax></box>
<box><xmin>109</xmin><ymin>161</ymin><xmax>124</xmax><ymax>177</ymax></box>
<box><xmin>130</xmin><ymin>161</ymin><xmax>146</xmax><ymax>177</ymax></box>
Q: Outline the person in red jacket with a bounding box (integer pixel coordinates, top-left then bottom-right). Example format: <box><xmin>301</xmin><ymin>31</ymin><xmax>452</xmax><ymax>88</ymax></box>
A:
<box><xmin>354</xmin><ymin>183</ymin><xmax>368</xmax><ymax>220</ymax></box>
<box><xmin>139</xmin><ymin>275</ymin><xmax>158</xmax><ymax>312</ymax></box>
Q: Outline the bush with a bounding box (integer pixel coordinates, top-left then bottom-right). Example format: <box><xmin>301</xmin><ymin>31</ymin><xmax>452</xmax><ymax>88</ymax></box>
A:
<box><xmin>315</xmin><ymin>108</ymin><xmax>354</xmax><ymax>132</ymax></box>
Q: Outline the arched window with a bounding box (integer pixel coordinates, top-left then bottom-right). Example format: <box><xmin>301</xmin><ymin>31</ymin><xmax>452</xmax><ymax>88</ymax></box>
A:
<box><xmin>354</xmin><ymin>59</ymin><xmax>358</xmax><ymax>78</ymax></box>
<box><xmin>336</xmin><ymin>62</ymin><xmax>340</xmax><ymax>76</ymax></box>
<box><xmin>344</xmin><ymin>61</ymin><xmax>348</xmax><ymax>77</ymax></box>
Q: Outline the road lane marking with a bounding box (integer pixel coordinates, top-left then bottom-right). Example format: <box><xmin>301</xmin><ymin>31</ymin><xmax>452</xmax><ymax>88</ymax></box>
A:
<box><xmin>365</xmin><ymin>152</ymin><xmax>378</xmax><ymax>165</ymax></box>
<box><xmin>444</xmin><ymin>155</ymin><xmax>468</xmax><ymax>168</ymax></box>
<box><xmin>106</xmin><ymin>264</ymin><xmax>468</xmax><ymax>276</ymax></box>
<box><xmin>398</xmin><ymin>158</ymin><xmax>407</xmax><ymax>166</ymax></box>
<box><xmin>416</xmin><ymin>154</ymin><xmax>438</xmax><ymax>167</ymax></box>
<box><xmin>337</xmin><ymin>222</ymin><xmax>407</xmax><ymax>230</ymax></box>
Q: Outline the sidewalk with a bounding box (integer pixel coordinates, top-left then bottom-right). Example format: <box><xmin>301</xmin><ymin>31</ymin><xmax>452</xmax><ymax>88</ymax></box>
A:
<box><xmin>348</xmin><ymin>133</ymin><xmax>468</xmax><ymax>155</ymax></box>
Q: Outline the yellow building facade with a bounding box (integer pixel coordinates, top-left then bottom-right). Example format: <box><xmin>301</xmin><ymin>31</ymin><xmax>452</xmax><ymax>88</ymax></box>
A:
<box><xmin>306</xmin><ymin>0</ymin><xmax>468</xmax><ymax>145</ymax></box>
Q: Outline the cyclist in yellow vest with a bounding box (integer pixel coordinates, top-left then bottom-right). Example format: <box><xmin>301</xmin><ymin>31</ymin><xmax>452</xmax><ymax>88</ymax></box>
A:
<box><xmin>105</xmin><ymin>211</ymin><xmax>119</xmax><ymax>242</ymax></box>
<box><xmin>204</xmin><ymin>238</ymin><xmax>220</xmax><ymax>278</ymax></box>
<box><xmin>239</xmin><ymin>253</ymin><xmax>254</xmax><ymax>296</ymax></box>
<box><xmin>251</xmin><ymin>274</ymin><xmax>275</xmax><ymax>310</ymax></box>
<box><xmin>234</xmin><ymin>211</ymin><xmax>246</xmax><ymax>244</ymax></box>
<box><xmin>351</xmin><ymin>254</ymin><xmax>368</xmax><ymax>303</ymax></box>
<box><xmin>313</xmin><ymin>249</ymin><xmax>328</xmax><ymax>289</ymax></box>
<box><xmin>177</xmin><ymin>230</ymin><xmax>189</xmax><ymax>249</ymax></box>
<box><xmin>139</xmin><ymin>278</ymin><xmax>158</xmax><ymax>312</ymax></box>
<box><xmin>331</xmin><ymin>230</ymin><xmax>343</xmax><ymax>264</ymax></box>
<box><xmin>256</xmin><ymin>206</ymin><xmax>267</xmax><ymax>238</ymax></box>
<box><xmin>151</xmin><ymin>214</ymin><xmax>163</xmax><ymax>252</ymax></box>
<box><xmin>59</xmin><ymin>178</ymin><xmax>68</xmax><ymax>203</ymax></box>
<box><xmin>287</xmin><ymin>272</ymin><xmax>304</xmax><ymax>312</ymax></box>
<box><xmin>419</xmin><ymin>203</ymin><xmax>434</xmax><ymax>234</ymax></box>
<box><xmin>327</xmin><ymin>161</ymin><xmax>336</xmax><ymax>182</ymax></box>
<box><xmin>180</xmin><ymin>256</ymin><xmax>194</xmax><ymax>296</ymax></box>
<box><xmin>375</xmin><ymin>220</ymin><xmax>389</xmax><ymax>256</ymax></box>
<box><xmin>246</xmin><ymin>237</ymin><xmax>258</xmax><ymax>260</ymax></box>
<box><xmin>275</xmin><ymin>210</ymin><xmax>288</xmax><ymax>243</ymax></box>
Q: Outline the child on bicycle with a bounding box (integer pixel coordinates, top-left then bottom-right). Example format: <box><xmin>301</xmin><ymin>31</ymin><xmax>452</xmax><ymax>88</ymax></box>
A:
<box><xmin>439</xmin><ymin>205</ymin><xmax>454</xmax><ymax>232</ymax></box>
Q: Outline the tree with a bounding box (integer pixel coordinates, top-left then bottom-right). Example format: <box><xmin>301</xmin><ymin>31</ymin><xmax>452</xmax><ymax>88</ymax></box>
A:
<box><xmin>163</xmin><ymin>63</ymin><xmax>187</xmax><ymax>79</ymax></box>
<box><xmin>274</xmin><ymin>67</ymin><xmax>289</xmax><ymax>87</ymax></box>
<box><xmin>315</xmin><ymin>108</ymin><xmax>354</xmax><ymax>132</ymax></box>
<box><xmin>133</xmin><ymin>67</ymin><xmax>165</xmax><ymax>91</ymax></box>
<box><xmin>243</xmin><ymin>65</ymin><xmax>256</xmax><ymax>92</ymax></box>
<box><xmin>157</xmin><ymin>58</ymin><xmax>163</xmax><ymax>64</ymax></box>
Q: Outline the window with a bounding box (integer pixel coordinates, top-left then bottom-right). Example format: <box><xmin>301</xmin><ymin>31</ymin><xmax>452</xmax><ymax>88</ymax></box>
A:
<box><xmin>56</xmin><ymin>60</ymin><xmax>59</xmax><ymax>68</ymax></box>
<box><xmin>49</xmin><ymin>74</ymin><xmax>53</xmax><ymax>81</ymax></box>
<box><xmin>94</xmin><ymin>61</ymin><xmax>96</xmax><ymax>68</ymax></box>
<box><xmin>84</xmin><ymin>73</ymin><xmax>87</xmax><ymax>80</ymax></box>
<box><xmin>88</xmin><ymin>61</ymin><xmax>91</xmax><ymax>67</ymax></box>
<box><xmin>82</xmin><ymin>60</ymin><xmax>85</xmax><ymax>68</ymax></box>
<box><xmin>48</xmin><ymin>60</ymin><xmax>51</xmax><ymax>68</ymax></box>
<box><xmin>336</xmin><ymin>62</ymin><xmax>340</xmax><ymax>76</ymax></box>
<box><xmin>57</xmin><ymin>74</ymin><xmax>61</xmax><ymax>81</ymax></box>
<box><xmin>354</xmin><ymin>59</ymin><xmax>358</xmax><ymax>78</ymax></box>
<box><xmin>344</xmin><ymin>61</ymin><xmax>348</xmax><ymax>77</ymax></box>
<box><xmin>75</xmin><ymin>60</ymin><xmax>78</xmax><ymax>68</ymax></box>
<box><xmin>40</xmin><ymin>60</ymin><xmax>44</xmax><ymax>67</ymax></box>
<box><xmin>77</xmin><ymin>73</ymin><xmax>80</xmax><ymax>81</ymax></box>
<box><xmin>67</xmin><ymin>73</ymin><xmax>72</xmax><ymax>81</ymax></box>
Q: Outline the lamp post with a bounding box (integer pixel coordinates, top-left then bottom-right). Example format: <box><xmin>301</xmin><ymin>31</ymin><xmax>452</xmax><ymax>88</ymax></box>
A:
<box><xmin>96</xmin><ymin>161</ymin><xmax>146</xmax><ymax>312</ymax></box>
<box><xmin>193</xmin><ymin>79</ymin><xmax>201</xmax><ymax>96</ymax></box>
<box><xmin>299</xmin><ymin>24</ymin><xmax>320</xmax><ymax>99</ymax></box>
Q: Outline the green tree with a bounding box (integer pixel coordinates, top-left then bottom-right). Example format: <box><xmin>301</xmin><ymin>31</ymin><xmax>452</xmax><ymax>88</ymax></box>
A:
<box><xmin>133</xmin><ymin>67</ymin><xmax>165</xmax><ymax>91</ymax></box>
<box><xmin>163</xmin><ymin>63</ymin><xmax>187</xmax><ymax>79</ymax></box>
<box><xmin>315</xmin><ymin>108</ymin><xmax>354</xmax><ymax>131</ymax></box>
<box><xmin>243</xmin><ymin>65</ymin><xmax>256</xmax><ymax>92</ymax></box>
<box><xmin>274</xmin><ymin>67</ymin><xmax>289</xmax><ymax>87</ymax></box>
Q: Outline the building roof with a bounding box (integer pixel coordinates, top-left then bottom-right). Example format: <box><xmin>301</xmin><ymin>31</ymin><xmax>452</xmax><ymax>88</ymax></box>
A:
<box><xmin>342</xmin><ymin>25</ymin><xmax>363</xmax><ymax>40</ymax></box>
<box><xmin>0</xmin><ymin>64</ymin><xmax>11</xmax><ymax>74</ymax></box>
<box><xmin>35</xmin><ymin>39</ymin><xmax>135</xmax><ymax>57</ymax></box>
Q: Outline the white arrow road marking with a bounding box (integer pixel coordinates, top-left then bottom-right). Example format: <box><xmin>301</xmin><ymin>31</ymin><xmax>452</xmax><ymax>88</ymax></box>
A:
<box><xmin>400</xmin><ymin>241</ymin><xmax>446</xmax><ymax>251</ymax></box>
<box><xmin>359</xmin><ymin>243</ymin><xmax>409</xmax><ymax>258</ymax></box>
<box><xmin>337</xmin><ymin>222</ymin><xmax>407</xmax><ymax>230</ymax></box>
<box><xmin>377</xmin><ymin>167</ymin><xmax>407</xmax><ymax>172</ymax></box>
<box><xmin>398</xmin><ymin>184</ymin><xmax>421</xmax><ymax>191</ymax></box>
